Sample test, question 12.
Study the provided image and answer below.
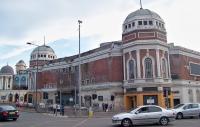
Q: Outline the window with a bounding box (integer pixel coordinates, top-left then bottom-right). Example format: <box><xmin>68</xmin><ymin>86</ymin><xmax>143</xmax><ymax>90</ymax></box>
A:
<box><xmin>149</xmin><ymin>21</ymin><xmax>153</xmax><ymax>25</ymax></box>
<box><xmin>192</xmin><ymin>104</ymin><xmax>199</xmax><ymax>108</ymax></box>
<box><xmin>128</xmin><ymin>24</ymin><xmax>131</xmax><ymax>28</ymax></box>
<box><xmin>145</xmin><ymin>58</ymin><xmax>153</xmax><ymax>78</ymax></box>
<box><xmin>98</xmin><ymin>96</ymin><xmax>103</xmax><ymax>101</ymax></box>
<box><xmin>43</xmin><ymin>92</ymin><xmax>48</xmax><ymax>99</ymax></box>
<box><xmin>148</xmin><ymin>106</ymin><xmax>162</xmax><ymax>112</ymax></box>
<box><xmin>132</xmin><ymin>22</ymin><xmax>135</xmax><ymax>27</ymax></box>
<box><xmin>138</xmin><ymin>107</ymin><xmax>149</xmax><ymax>113</ymax></box>
<box><xmin>138</xmin><ymin>21</ymin><xmax>142</xmax><ymax>25</ymax></box>
<box><xmin>125</xmin><ymin>25</ymin><xmax>127</xmax><ymax>29</ymax></box>
<box><xmin>128</xmin><ymin>60</ymin><xmax>135</xmax><ymax>79</ymax></box>
<box><xmin>162</xmin><ymin>59</ymin><xmax>167</xmax><ymax>78</ymax></box>
<box><xmin>159</xmin><ymin>22</ymin><xmax>161</xmax><ymax>27</ymax></box>
<box><xmin>156</xmin><ymin>21</ymin><xmax>158</xmax><ymax>26</ymax></box>
<box><xmin>144</xmin><ymin>21</ymin><xmax>147</xmax><ymax>25</ymax></box>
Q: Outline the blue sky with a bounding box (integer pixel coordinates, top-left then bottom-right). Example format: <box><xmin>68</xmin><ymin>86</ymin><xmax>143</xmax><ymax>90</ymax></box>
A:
<box><xmin>1</xmin><ymin>0</ymin><xmax>200</xmax><ymax>71</ymax></box>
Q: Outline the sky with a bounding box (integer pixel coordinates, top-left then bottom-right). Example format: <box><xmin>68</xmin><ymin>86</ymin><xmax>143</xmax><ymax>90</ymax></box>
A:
<box><xmin>1</xmin><ymin>0</ymin><xmax>200</xmax><ymax>71</ymax></box>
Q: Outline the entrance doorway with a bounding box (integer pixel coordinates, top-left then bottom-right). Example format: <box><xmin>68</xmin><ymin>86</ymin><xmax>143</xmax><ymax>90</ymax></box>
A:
<box><xmin>131</xmin><ymin>96</ymin><xmax>137</xmax><ymax>109</ymax></box>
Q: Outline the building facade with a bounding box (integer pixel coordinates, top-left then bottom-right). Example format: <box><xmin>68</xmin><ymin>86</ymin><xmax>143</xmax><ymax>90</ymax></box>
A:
<box><xmin>19</xmin><ymin>7</ymin><xmax>200</xmax><ymax>111</ymax></box>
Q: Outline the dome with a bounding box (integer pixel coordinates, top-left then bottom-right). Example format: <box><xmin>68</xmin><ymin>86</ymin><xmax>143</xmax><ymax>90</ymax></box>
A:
<box><xmin>124</xmin><ymin>8</ymin><xmax>164</xmax><ymax>24</ymax></box>
<box><xmin>122</xmin><ymin>8</ymin><xmax>167</xmax><ymax>43</ymax></box>
<box><xmin>30</xmin><ymin>45</ymin><xmax>57</xmax><ymax>61</ymax></box>
<box><xmin>0</xmin><ymin>65</ymin><xmax>14</xmax><ymax>75</ymax></box>
<box><xmin>32</xmin><ymin>45</ymin><xmax>55</xmax><ymax>54</ymax></box>
<box><xmin>16</xmin><ymin>60</ymin><xmax>26</xmax><ymax>66</ymax></box>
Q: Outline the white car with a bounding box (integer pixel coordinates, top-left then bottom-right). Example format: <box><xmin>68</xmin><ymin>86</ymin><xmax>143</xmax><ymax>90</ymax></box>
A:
<box><xmin>112</xmin><ymin>105</ymin><xmax>176</xmax><ymax>127</ymax></box>
<box><xmin>173</xmin><ymin>103</ymin><xmax>200</xmax><ymax>119</ymax></box>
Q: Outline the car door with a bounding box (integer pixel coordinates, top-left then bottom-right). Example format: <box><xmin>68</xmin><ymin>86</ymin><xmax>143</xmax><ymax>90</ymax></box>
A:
<box><xmin>133</xmin><ymin>107</ymin><xmax>150</xmax><ymax>125</ymax></box>
<box><xmin>182</xmin><ymin>104</ymin><xmax>192</xmax><ymax>117</ymax></box>
<box><xmin>147</xmin><ymin>106</ymin><xmax>163</xmax><ymax>123</ymax></box>
<box><xmin>190</xmin><ymin>104</ymin><xmax>200</xmax><ymax>117</ymax></box>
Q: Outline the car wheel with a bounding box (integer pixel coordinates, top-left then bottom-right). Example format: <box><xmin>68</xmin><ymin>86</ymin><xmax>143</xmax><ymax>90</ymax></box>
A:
<box><xmin>121</xmin><ymin>118</ymin><xmax>132</xmax><ymax>127</ymax></box>
<box><xmin>176</xmin><ymin>113</ymin><xmax>183</xmax><ymax>119</ymax></box>
<box><xmin>13</xmin><ymin>118</ymin><xmax>17</xmax><ymax>121</ymax></box>
<box><xmin>159</xmin><ymin>117</ymin><xmax>168</xmax><ymax>126</ymax></box>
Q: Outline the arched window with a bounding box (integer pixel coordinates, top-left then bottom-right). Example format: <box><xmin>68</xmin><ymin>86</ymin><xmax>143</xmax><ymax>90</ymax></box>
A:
<box><xmin>128</xmin><ymin>60</ymin><xmax>135</xmax><ymax>79</ymax></box>
<box><xmin>145</xmin><ymin>58</ymin><xmax>153</xmax><ymax>78</ymax></box>
<box><xmin>162</xmin><ymin>59</ymin><xmax>167</xmax><ymax>78</ymax></box>
<box><xmin>188</xmin><ymin>89</ymin><xmax>193</xmax><ymax>102</ymax></box>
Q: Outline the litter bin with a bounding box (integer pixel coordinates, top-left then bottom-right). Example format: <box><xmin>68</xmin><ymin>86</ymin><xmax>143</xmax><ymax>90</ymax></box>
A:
<box><xmin>88</xmin><ymin>107</ymin><xmax>93</xmax><ymax>118</ymax></box>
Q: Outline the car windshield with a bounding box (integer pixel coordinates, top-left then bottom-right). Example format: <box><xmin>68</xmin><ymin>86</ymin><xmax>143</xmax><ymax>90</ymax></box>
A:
<box><xmin>174</xmin><ymin>104</ymin><xmax>184</xmax><ymax>109</ymax></box>
<box><xmin>129</xmin><ymin>106</ymin><xmax>140</xmax><ymax>113</ymax></box>
<box><xmin>1</xmin><ymin>105</ymin><xmax>16</xmax><ymax>110</ymax></box>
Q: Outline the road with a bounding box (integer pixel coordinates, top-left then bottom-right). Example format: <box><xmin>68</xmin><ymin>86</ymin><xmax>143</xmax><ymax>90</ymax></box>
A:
<box><xmin>0</xmin><ymin>112</ymin><xmax>200</xmax><ymax>127</ymax></box>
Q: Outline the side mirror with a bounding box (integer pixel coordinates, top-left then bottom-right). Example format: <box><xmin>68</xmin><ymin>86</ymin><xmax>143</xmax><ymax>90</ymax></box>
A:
<box><xmin>135</xmin><ymin>111</ymin><xmax>139</xmax><ymax>114</ymax></box>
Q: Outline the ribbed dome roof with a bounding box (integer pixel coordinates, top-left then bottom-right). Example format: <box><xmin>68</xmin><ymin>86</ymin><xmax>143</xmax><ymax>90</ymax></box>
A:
<box><xmin>16</xmin><ymin>60</ymin><xmax>26</xmax><ymax>65</ymax></box>
<box><xmin>31</xmin><ymin>45</ymin><xmax>55</xmax><ymax>54</ymax></box>
<box><xmin>0</xmin><ymin>65</ymin><xmax>14</xmax><ymax>75</ymax></box>
<box><xmin>124</xmin><ymin>8</ymin><xmax>164</xmax><ymax>24</ymax></box>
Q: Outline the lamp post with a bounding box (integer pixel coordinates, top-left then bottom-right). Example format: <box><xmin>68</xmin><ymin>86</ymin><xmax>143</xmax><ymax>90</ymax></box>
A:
<box><xmin>78</xmin><ymin>20</ymin><xmax>82</xmax><ymax>110</ymax></box>
<box><xmin>27</xmin><ymin>42</ymin><xmax>39</xmax><ymax>111</ymax></box>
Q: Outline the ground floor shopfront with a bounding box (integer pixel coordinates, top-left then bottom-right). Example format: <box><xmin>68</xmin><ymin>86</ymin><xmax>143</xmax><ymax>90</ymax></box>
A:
<box><xmin>124</xmin><ymin>91</ymin><xmax>174</xmax><ymax>110</ymax></box>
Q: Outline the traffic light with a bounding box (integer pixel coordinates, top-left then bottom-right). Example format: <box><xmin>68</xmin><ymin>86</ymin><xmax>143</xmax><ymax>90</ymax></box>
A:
<box><xmin>111</xmin><ymin>95</ymin><xmax>115</xmax><ymax>101</ymax></box>
<box><xmin>92</xmin><ymin>94</ymin><xmax>97</xmax><ymax>100</ymax></box>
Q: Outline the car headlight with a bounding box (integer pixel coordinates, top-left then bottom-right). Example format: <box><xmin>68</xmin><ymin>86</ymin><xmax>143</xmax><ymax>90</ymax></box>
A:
<box><xmin>112</xmin><ymin>116</ymin><xmax>120</xmax><ymax>120</ymax></box>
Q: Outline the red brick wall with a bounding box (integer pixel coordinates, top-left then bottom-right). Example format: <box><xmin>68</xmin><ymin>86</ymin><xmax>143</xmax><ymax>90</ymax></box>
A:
<box><xmin>170</xmin><ymin>54</ymin><xmax>200</xmax><ymax>80</ymax></box>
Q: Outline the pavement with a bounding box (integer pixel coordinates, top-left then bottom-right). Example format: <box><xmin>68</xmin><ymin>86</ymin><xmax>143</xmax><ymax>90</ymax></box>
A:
<box><xmin>17</xmin><ymin>107</ymin><xmax>117</xmax><ymax>118</ymax></box>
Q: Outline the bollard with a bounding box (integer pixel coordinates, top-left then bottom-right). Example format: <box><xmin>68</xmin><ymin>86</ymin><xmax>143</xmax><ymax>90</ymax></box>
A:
<box><xmin>88</xmin><ymin>107</ymin><xmax>93</xmax><ymax>118</ymax></box>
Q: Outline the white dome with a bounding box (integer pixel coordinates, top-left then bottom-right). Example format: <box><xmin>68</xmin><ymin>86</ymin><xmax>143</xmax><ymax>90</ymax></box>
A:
<box><xmin>30</xmin><ymin>45</ymin><xmax>57</xmax><ymax>61</ymax></box>
<box><xmin>123</xmin><ymin>8</ymin><xmax>166</xmax><ymax>34</ymax></box>
<box><xmin>124</xmin><ymin>8</ymin><xmax>164</xmax><ymax>24</ymax></box>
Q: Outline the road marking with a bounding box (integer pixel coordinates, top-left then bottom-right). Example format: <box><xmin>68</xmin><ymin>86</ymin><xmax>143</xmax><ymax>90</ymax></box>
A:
<box><xmin>72</xmin><ymin>119</ymin><xmax>88</xmax><ymax>127</ymax></box>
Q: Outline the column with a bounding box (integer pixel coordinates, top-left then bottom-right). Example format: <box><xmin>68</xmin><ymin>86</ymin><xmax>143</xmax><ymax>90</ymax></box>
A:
<box><xmin>156</xmin><ymin>49</ymin><xmax>161</xmax><ymax>77</ymax></box>
<box><xmin>123</xmin><ymin>53</ymin><xmax>126</xmax><ymax>81</ymax></box>
<box><xmin>167</xmin><ymin>51</ymin><xmax>171</xmax><ymax>78</ymax></box>
<box><xmin>136</xmin><ymin>49</ymin><xmax>141</xmax><ymax>78</ymax></box>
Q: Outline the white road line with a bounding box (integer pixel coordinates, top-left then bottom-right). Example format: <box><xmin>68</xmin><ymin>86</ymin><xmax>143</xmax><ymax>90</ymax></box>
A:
<box><xmin>72</xmin><ymin>119</ymin><xmax>88</xmax><ymax>127</ymax></box>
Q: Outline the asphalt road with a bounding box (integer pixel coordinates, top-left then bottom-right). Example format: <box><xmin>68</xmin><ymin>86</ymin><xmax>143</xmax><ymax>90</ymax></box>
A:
<box><xmin>0</xmin><ymin>112</ymin><xmax>200</xmax><ymax>127</ymax></box>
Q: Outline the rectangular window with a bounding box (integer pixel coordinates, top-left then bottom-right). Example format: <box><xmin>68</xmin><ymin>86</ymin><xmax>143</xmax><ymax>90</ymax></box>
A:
<box><xmin>125</xmin><ymin>25</ymin><xmax>127</xmax><ymax>29</ymax></box>
<box><xmin>128</xmin><ymin>24</ymin><xmax>131</xmax><ymax>28</ymax></box>
<box><xmin>98</xmin><ymin>96</ymin><xmax>103</xmax><ymax>101</ymax></box>
<box><xmin>144</xmin><ymin>21</ymin><xmax>147</xmax><ymax>25</ymax></box>
<box><xmin>138</xmin><ymin>21</ymin><xmax>142</xmax><ymax>25</ymax></box>
<box><xmin>149</xmin><ymin>21</ymin><xmax>153</xmax><ymax>25</ymax></box>
<box><xmin>132</xmin><ymin>22</ymin><xmax>135</xmax><ymax>27</ymax></box>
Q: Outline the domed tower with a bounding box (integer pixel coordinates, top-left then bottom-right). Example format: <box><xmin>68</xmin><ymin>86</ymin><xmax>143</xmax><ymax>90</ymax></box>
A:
<box><xmin>0</xmin><ymin>65</ymin><xmax>14</xmax><ymax>75</ymax></box>
<box><xmin>29</xmin><ymin>45</ymin><xmax>57</xmax><ymax>68</ymax></box>
<box><xmin>16</xmin><ymin>60</ymin><xmax>26</xmax><ymax>74</ymax></box>
<box><xmin>122</xmin><ymin>8</ymin><xmax>166</xmax><ymax>43</ymax></box>
<box><xmin>0</xmin><ymin>65</ymin><xmax>14</xmax><ymax>90</ymax></box>
<box><xmin>123</xmin><ymin>7</ymin><xmax>172</xmax><ymax>110</ymax></box>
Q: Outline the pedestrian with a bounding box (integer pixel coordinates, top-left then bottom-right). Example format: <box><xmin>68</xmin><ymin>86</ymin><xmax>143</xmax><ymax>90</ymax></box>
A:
<box><xmin>53</xmin><ymin>103</ymin><xmax>56</xmax><ymax>114</ymax></box>
<box><xmin>60</xmin><ymin>104</ymin><xmax>64</xmax><ymax>116</ymax></box>
<box><xmin>105</xmin><ymin>103</ymin><xmax>108</xmax><ymax>112</ymax></box>
<box><xmin>102</xmin><ymin>103</ymin><xmax>105</xmax><ymax>112</ymax></box>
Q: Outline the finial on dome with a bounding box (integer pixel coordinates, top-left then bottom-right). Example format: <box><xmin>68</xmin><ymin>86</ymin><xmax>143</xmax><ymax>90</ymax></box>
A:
<box><xmin>140</xmin><ymin>0</ymin><xmax>143</xmax><ymax>9</ymax></box>
<box><xmin>44</xmin><ymin>36</ymin><xmax>46</xmax><ymax>46</ymax></box>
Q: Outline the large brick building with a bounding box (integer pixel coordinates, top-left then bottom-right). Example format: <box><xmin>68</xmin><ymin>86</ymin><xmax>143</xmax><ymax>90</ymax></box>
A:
<box><xmin>26</xmin><ymin>7</ymin><xmax>200</xmax><ymax>111</ymax></box>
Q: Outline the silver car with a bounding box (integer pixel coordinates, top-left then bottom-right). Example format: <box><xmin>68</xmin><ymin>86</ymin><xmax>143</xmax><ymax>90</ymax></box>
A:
<box><xmin>173</xmin><ymin>103</ymin><xmax>200</xmax><ymax>119</ymax></box>
<box><xmin>112</xmin><ymin>105</ymin><xmax>175</xmax><ymax>127</ymax></box>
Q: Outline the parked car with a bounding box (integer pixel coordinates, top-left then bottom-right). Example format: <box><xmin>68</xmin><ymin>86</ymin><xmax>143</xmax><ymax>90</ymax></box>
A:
<box><xmin>173</xmin><ymin>103</ymin><xmax>200</xmax><ymax>119</ymax></box>
<box><xmin>0</xmin><ymin>105</ymin><xmax>19</xmax><ymax>121</ymax></box>
<box><xmin>112</xmin><ymin>105</ymin><xmax>176</xmax><ymax>127</ymax></box>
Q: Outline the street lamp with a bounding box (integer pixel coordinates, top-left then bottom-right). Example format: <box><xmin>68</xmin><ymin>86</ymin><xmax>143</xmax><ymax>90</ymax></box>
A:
<box><xmin>78</xmin><ymin>20</ymin><xmax>82</xmax><ymax>110</ymax></box>
<box><xmin>27</xmin><ymin>42</ymin><xmax>40</xmax><ymax>111</ymax></box>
